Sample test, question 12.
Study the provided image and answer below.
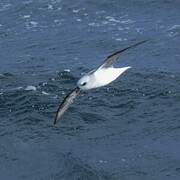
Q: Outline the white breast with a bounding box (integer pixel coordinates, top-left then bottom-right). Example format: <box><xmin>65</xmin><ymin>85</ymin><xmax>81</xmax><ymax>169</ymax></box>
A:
<box><xmin>93</xmin><ymin>66</ymin><xmax>131</xmax><ymax>88</ymax></box>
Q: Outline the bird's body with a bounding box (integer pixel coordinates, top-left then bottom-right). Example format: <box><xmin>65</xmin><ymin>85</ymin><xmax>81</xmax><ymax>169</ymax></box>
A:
<box><xmin>54</xmin><ymin>40</ymin><xmax>148</xmax><ymax>125</ymax></box>
<box><xmin>77</xmin><ymin>66</ymin><xmax>131</xmax><ymax>90</ymax></box>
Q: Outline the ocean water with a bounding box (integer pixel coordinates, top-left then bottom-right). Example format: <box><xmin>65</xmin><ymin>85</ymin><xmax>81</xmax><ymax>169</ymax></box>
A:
<box><xmin>0</xmin><ymin>0</ymin><xmax>180</xmax><ymax>179</ymax></box>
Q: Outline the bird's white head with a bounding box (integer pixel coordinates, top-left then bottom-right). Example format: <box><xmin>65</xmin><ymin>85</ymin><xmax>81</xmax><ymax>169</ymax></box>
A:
<box><xmin>77</xmin><ymin>75</ymin><xmax>91</xmax><ymax>90</ymax></box>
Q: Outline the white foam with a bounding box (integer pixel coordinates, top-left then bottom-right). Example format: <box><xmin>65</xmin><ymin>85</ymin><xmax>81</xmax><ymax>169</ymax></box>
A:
<box><xmin>23</xmin><ymin>15</ymin><xmax>31</xmax><ymax>18</ymax></box>
<box><xmin>99</xmin><ymin>160</ymin><xmax>107</xmax><ymax>163</ymax></box>
<box><xmin>105</xmin><ymin>16</ymin><xmax>120</xmax><ymax>23</ymax></box>
<box><xmin>0</xmin><ymin>3</ymin><xmax>12</xmax><ymax>11</ymax></box>
<box><xmin>115</xmin><ymin>38</ymin><xmax>127</xmax><ymax>41</ymax></box>
<box><xmin>53</xmin><ymin>95</ymin><xmax>58</xmax><ymax>99</ymax></box>
<box><xmin>25</xmin><ymin>86</ymin><xmax>36</xmax><ymax>91</ymax></box>
<box><xmin>88</xmin><ymin>22</ymin><xmax>100</xmax><ymax>27</ymax></box>
<box><xmin>168</xmin><ymin>31</ymin><xmax>178</xmax><ymax>37</ymax></box>
<box><xmin>135</xmin><ymin>28</ymin><xmax>143</xmax><ymax>33</ymax></box>
<box><xmin>115</xmin><ymin>38</ymin><xmax>122</xmax><ymax>41</ymax></box>
<box><xmin>76</xmin><ymin>18</ymin><xmax>82</xmax><ymax>22</ymax></box>
<box><xmin>30</xmin><ymin>21</ymin><xmax>38</xmax><ymax>26</ymax></box>
<box><xmin>23</xmin><ymin>1</ymin><xmax>33</xmax><ymax>5</ymax></box>
<box><xmin>54</xmin><ymin>19</ymin><xmax>60</xmax><ymax>23</ymax></box>
<box><xmin>121</xmin><ymin>158</ymin><xmax>126</xmax><ymax>162</ymax></box>
<box><xmin>42</xmin><ymin>91</ymin><xmax>50</xmax><ymax>95</ymax></box>
<box><xmin>170</xmin><ymin>74</ymin><xmax>175</xmax><ymax>78</ymax></box>
<box><xmin>121</xmin><ymin>19</ymin><xmax>135</xmax><ymax>24</ymax></box>
<box><xmin>42</xmin><ymin>82</ymin><xmax>47</xmax><ymax>86</ymax></box>
<box><xmin>14</xmin><ymin>87</ymin><xmax>23</xmax><ymax>90</ymax></box>
<box><xmin>48</xmin><ymin>4</ymin><xmax>53</xmax><ymax>10</ymax></box>
<box><xmin>64</xmin><ymin>69</ymin><xmax>70</xmax><ymax>72</ymax></box>
<box><xmin>102</xmin><ymin>21</ymin><xmax>108</xmax><ymax>25</ymax></box>
<box><xmin>26</xmin><ymin>21</ymin><xmax>38</xmax><ymax>29</ymax></box>
<box><xmin>73</xmin><ymin>9</ymin><xmax>80</xmax><ymax>13</ymax></box>
<box><xmin>95</xmin><ymin>10</ymin><xmax>105</xmax><ymax>14</ymax></box>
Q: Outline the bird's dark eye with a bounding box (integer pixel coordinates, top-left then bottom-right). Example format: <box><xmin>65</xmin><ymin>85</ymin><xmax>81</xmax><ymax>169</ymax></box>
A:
<box><xmin>81</xmin><ymin>82</ymin><xmax>87</xmax><ymax>86</ymax></box>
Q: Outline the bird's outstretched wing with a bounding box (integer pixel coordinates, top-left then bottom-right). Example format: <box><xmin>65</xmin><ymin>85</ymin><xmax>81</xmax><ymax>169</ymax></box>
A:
<box><xmin>54</xmin><ymin>87</ymin><xmax>81</xmax><ymax>125</ymax></box>
<box><xmin>98</xmin><ymin>40</ymin><xmax>148</xmax><ymax>69</ymax></box>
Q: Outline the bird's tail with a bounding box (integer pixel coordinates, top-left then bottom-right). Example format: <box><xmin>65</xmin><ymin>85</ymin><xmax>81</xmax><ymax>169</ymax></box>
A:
<box><xmin>117</xmin><ymin>66</ymin><xmax>131</xmax><ymax>76</ymax></box>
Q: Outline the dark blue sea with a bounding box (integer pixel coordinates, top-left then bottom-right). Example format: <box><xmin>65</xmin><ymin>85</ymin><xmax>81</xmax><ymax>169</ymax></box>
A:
<box><xmin>0</xmin><ymin>0</ymin><xmax>180</xmax><ymax>179</ymax></box>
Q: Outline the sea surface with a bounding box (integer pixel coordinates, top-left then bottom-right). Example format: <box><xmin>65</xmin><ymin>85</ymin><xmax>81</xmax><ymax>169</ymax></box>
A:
<box><xmin>0</xmin><ymin>0</ymin><xmax>180</xmax><ymax>179</ymax></box>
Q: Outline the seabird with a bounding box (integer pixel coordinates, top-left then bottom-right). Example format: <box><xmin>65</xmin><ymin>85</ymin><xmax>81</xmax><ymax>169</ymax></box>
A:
<box><xmin>54</xmin><ymin>40</ymin><xmax>147</xmax><ymax>125</ymax></box>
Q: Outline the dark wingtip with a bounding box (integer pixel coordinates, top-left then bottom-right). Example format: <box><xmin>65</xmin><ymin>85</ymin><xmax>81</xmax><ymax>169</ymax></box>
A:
<box><xmin>125</xmin><ymin>39</ymin><xmax>149</xmax><ymax>50</ymax></box>
<box><xmin>53</xmin><ymin>114</ymin><xmax>58</xmax><ymax>125</ymax></box>
<box><xmin>53</xmin><ymin>87</ymin><xmax>81</xmax><ymax>126</ymax></box>
<box><xmin>53</xmin><ymin>108</ymin><xmax>62</xmax><ymax>125</ymax></box>
<box><xmin>107</xmin><ymin>39</ymin><xmax>149</xmax><ymax>59</ymax></box>
<box><xmin>135</xmin><ymin>39</ymin><xmax>149</xmax><ymax>45</ymax></box>
<box><xmin>53</xmin><ymin>119</ymin><xmax>57</xmax><ymax>125</ymax></box>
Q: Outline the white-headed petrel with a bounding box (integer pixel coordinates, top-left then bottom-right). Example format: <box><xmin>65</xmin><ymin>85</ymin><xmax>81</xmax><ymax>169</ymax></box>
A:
<box><xmin>54</xmin><ymin>40</ymin><xmax>147</xmax><ymax>125</ymax></box>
